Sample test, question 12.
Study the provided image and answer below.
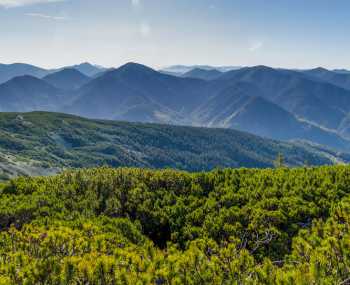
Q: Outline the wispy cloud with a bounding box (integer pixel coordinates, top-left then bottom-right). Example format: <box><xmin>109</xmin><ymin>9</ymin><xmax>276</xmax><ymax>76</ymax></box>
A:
<box><xmin>25</xmin><ymin>12</ymin><xmax>67</xmax><ymax>20</ymax></box>
<box><xmin>0</xmin><ymin>0</ymin><xmax>65</xmax><ymax>8</ymax></box>
<box><xmin>249</xmin><ymin>41</ymin><xmax>263</xmax><ymax>52</ymax></box>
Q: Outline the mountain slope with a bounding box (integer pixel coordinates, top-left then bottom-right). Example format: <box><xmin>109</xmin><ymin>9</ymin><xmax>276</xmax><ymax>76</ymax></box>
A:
<box><xmin>55</xmin><ymin>62</ymin><xmax>107</xmax><ymax>77</ymax></box>
<box><xmin>217</xmin><ymin>66</ymin><xmax>350</xmax><ymax>129</ymax></box>
<box><xmin>67</xmin><ymin>62</ymin><xmax>209</xmax><ymax>120</ymax></box>
<box><xmin>303</xmin><ymin>67</ymin><xmax>350</xmax><ymax>91</ymax></box>
<box><xmin>0</xmin><ymin>112</ymin><xmax>346</xmax><ymax>179</ymax></box>
<box><xmin>0</xmin><ymin>63</ymin><xmax>50</xmax><ymax>84</ymax></box>
<box><xmin>0</xmin><ymin>62</ymin><xmax>107</xmax><ymax>85</ymax></box>
<box><xmin>0</xmin><ymin>76</ymin><xmax>65</xmax><ymax>112</ymax></box>
<box><xmin>43</xmin><ymin>68</ymin><xmax>90</xmax><ymax>90</ymax></box>
<box><xmin>192</xmin><ymin>82</ymin><xmax>350</xmax><ymax>151</ymax></box>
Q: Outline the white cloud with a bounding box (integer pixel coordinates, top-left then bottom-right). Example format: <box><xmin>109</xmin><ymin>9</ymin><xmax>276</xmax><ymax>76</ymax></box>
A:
<box><xmin>0</xmin><ymin>0</ymin><xmax>64</xmax><ymax>8</ymax></box>
<box><xmin>140</xmin><ymin>22</ymin><xmax>151</xmax><ymax>38</ymax></box>
<box><xmin>249</xmin><ymin>41</ymin><xmax>263</xmax><ymax>52</ymax></box>
<box><xmin>25</xmin><ymin>12</ymin><xmax>67</xmax><ymax>20</ymax></box>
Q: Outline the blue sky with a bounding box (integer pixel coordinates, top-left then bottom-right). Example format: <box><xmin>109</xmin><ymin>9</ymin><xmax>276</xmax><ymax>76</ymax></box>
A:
<box><xmin>0</xmin><ymin>0</ymin><xmax>349</xmax><ymax>69</ymax></box>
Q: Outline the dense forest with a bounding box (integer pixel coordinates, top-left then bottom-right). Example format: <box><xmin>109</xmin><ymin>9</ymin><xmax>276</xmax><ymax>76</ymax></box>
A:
<box><xmin>1</xmin><ymin>165</ymin><xmax>350</xmax><ymax>284</ymax></box>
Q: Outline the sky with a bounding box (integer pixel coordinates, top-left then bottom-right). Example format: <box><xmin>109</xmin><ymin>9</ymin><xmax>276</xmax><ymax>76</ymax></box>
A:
<box><xmin>0</xmin><ymin>0</ymin><xmax>349</xmax><ymax>69</ymax></box>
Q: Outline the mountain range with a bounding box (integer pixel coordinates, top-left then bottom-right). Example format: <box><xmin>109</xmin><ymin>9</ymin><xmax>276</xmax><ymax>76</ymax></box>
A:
<box><xmin>1</xmin><ymin>62</ymin><xmax>350</xmax><ymax>153</ymax></box>
<box><xmin>0</xmin><ymin>62</ymin><xmax>105</xmax><ymax>84</ymax></box>
<box><xmin>160</xmin><ymin>65</ymin><xmax>242</xmax><ymax>74</ymax></box>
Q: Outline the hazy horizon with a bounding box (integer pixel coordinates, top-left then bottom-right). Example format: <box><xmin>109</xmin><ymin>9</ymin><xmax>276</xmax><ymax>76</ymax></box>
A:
<box><xmin>0</xmin><ymin>61</ymin><xmax>347</xmax><ymax>73</ymax></box>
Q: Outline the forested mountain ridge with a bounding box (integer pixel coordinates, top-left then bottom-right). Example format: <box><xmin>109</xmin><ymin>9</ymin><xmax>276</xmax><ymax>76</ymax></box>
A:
<box><xmin>1</xmin><ymin>111</ymin><xmax>346</xmax><ymax>180</ymax></box>
<box><xmin>1</xmin><ymin>165</ymin><xmax>350</xmax><ymax>283</ymax></box>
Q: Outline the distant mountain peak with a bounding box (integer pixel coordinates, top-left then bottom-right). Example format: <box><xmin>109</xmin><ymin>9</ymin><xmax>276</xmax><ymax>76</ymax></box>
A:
<box><xmin>43</xmin><ymin>68</ymin><xmax>90</xmax><ymax>90</ymax></box>
<box><xmin>46</xmin><ymin>68</ymin><xmax>88</xmax><ymax>77</ymax></box>
<box><xmin>79</xmin><ymin>62</ymin><xmax>92</xmax><ymax>65</ymax></box>
<box><xmin>76</xmin><ymin>62</ymin><xmax>97</xmax><ymax>68</ymax></box>
<box><xmin>105</xmin><ymin>62</ymin><xmax>158</xmax><ymax>78</ymax></box>
<box><xmin>250</xmin><ymin>65</ymin><xmax>276</xmax><ymax>72</ymax></box>
<box><xmin>2</xmin><ymin>75</ymin><xmax>57</xmax><ymax>91</ymax></box>
<box><xmin>218</xmin><ymin>65</ymin><xmax>278</xmax><ymax>81</ymax></box>
<box><xmin>118</xmin><ymin>62</ymin><xmax>156</xmax><ymax>71</ymax></box>
<box><xmin>0</xmin><ymin>63</ymin><xmax>50</xmax><ymax>84</ymax></box>
<box><xmin>309</xmin><ymin>67</ymin><xmax>330</xmax><ymax>73</ymax></box>
<box><xmin>60</xmin><ymin>62</ymin><xmax>107</xmax><ymax>77</ymax></box>
<box><xmin>225</xmin><ymin>65</ymin><xmax>278</xmax><ymax>77</ymax></box>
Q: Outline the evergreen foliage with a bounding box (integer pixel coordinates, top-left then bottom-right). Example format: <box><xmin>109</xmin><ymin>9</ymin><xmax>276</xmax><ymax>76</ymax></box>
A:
<box><xmin>1</xmin><ymin>165</ymin><xmax>350</xmax><ymax>283</ymax></box>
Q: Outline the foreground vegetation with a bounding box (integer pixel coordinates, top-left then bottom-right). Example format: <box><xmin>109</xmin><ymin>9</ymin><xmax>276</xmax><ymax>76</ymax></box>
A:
<box><xmin>1</xmin><ymin>165</ymin><xmax>350</xmax><ymax>283</ymax></box>
<box><xmin>0</xmin><ymin>111</ymin><xmax>348</xmax><ymax>180</ymax></box>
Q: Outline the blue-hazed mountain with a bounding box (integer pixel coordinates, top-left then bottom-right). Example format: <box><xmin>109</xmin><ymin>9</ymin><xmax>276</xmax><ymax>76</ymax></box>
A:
<box><xmin>217</xmin><ymin>66</ymin><xmax>350</xmax><ymax>130</ymax></box>
<box><xmin>0</xmin><ymin>75</ymin><xmax>66</xmax><ymax>112</ymax></box>
<box><xmin>62</xmin><ymin>62</ymin><xmax>350</xmax><ymax>151</ymax></box>
<box><xmin>191</xmin><ymin>81</ymin><xmax>350</xmax><ymax>151</ymax></box>
<box><xmin>67</xmin><ymin>62</ymin><xmax>211</xmax><ymax>121</ymax></box>
<box><xmin>0</xmin><ymin>62</ymin><xmax>107</xmax><ymax>84</ymax></box>
<box><xmin>333</xmin><ymin>69</ymin><xmax>350</xmax><ymax>75</ymax></box>
<box><xmin>302</xmin><ymin>67</ymin><xmax>350</xmax><ymax>91</ymax></box>
<box><xmin>0</xmin><ymin>63</ymin><xmax>50</xmax><ymax>84</ymax></box>
<box><xmin>43</xmin><ymin>68</ymin><xmax>91</xmax><ymax>90</ymax></box>
<box><xmin>92</xmin><ymin>68</ymin><xmax>116</xmax><ymax>79</ymax></box>
<box><xmin>182</xmin><ymin>68</ymin><xmax>223</xmax><ymax>80</ymax></box>
<box><xmin>2</xmin><ymin>61</ymin><xmax>350</xmax><ymax>152</ymax></box>
<box><xmin>54</xmin><ymin>62</ymin><xmax>107</xmax><ymax>77</ymax></box>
